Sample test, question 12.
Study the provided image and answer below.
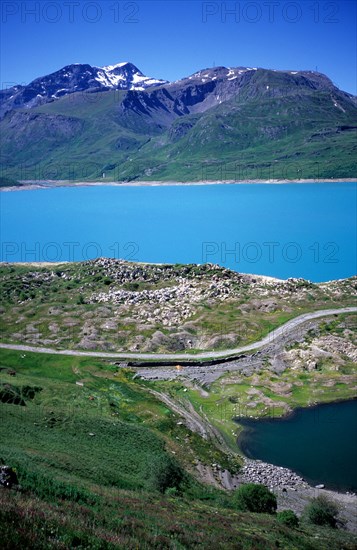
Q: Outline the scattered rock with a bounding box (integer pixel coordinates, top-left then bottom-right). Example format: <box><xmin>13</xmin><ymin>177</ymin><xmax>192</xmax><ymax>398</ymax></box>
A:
<box><xmin>238</xmin><ymin>458</ymin><xmax>308</xmax><ymax>490</ymax></box>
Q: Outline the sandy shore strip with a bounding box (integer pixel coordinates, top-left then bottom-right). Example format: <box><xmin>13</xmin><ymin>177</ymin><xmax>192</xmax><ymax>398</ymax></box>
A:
<box><xmin>1</xmin><ymin>178</ymin><xmax>356</xmax><ymax>191</ymax></box>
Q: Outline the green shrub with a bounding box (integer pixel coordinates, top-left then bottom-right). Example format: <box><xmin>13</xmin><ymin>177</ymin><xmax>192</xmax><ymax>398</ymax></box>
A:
<box><xmin>277</xmin><ymin>509</ymin><xmax>299</xmax><ymax>528</ymax></box>
<box><xmin>303</xmin><ymin>495</ymin><xmax>340</xmax><ymax>528</ymax></box>
<box><xmin>233</xmin><ymin>483</ymin><xmax>277</xmax><ymax>514</ymax></box>
<box><xmin>146</xmin><ymin>455</ymin><xmax>185</xmax><ymax>493</ymax></box>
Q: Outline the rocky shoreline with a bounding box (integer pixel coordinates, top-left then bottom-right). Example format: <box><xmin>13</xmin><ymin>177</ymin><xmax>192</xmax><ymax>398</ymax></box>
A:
<box><xmin>238</xmin><ymin>458</ymin><xmax>309</xmax><ymax>490</ymax></box>
<box><xmin>203</xmin><ymin>457</ymin><xmax>309</xmax><ymax>492</ymax></box>
<box><xmin>1</xmin><ymin>178</ymin><xmax>356</xmax><ymax>192</ymax></box>
<box><xmin>199</xmin><ymin>458</ymin><xmax>357</xmax><ymax>532</ymax></box>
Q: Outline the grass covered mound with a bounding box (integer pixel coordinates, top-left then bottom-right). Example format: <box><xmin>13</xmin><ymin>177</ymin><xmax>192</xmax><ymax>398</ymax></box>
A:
<box><xmin>0</xmin><ymin>354</ymin><xmax>183</xmax><ymax>493</ymax></box>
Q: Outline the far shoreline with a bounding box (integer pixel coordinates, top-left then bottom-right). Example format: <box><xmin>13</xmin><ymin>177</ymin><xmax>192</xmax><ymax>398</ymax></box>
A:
<box><xmin>236</xmin><ymin>395</ymin><xmax>357</xmax><ymax>425</ymax></box>
<box><xmin>1</xmin><ymin>178</ymin><xmax>356</xmax><ymax>192</ymax></box>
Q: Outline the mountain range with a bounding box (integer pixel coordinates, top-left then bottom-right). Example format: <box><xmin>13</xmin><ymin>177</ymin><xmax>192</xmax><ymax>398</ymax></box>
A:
<box><xmin>1</xmin><ymin>61</ymin><xmax>356</xmax><ymax>183</ymax></box>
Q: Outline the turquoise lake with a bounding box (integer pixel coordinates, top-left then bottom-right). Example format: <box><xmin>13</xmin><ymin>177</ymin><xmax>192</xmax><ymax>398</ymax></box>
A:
<box><xmin>238</xmin><ymin>400</ymin><xmax>357</xmax><ymax>491</ymax></box>
<box><xmin>0</xmin><ymin>182</ymin><xmax>356</xmax><ymax>282</ymax></box>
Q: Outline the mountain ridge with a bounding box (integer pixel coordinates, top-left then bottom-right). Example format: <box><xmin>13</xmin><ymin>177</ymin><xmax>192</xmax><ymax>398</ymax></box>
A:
<box><xmin>1</xmin><ymin>62</ymin><xmax>356</xmax><ymax>182</ymax></box>
<box><xmin>3</xmin><ymin>61</ymin><xmax>355</xmax><ymax>119</ymax></box>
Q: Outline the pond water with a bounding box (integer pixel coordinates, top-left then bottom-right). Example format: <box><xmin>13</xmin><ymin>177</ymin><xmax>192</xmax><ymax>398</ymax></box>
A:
<box><xmin>237</xmin><ymin>399</ymin><xmax>357</xmax><ymax>491</ymax></box>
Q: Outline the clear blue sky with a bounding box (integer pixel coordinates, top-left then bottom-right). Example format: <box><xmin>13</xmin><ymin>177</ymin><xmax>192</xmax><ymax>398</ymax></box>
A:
<box><xmin>1</xmin><ymin>0</ymin><xmax>356</xmax><ymax>94</ymax></box>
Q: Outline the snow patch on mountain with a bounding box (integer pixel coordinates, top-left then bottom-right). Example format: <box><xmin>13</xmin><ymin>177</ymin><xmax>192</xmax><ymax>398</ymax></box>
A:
<box><xmin>94</xmin><ymin>62</ymin><xmax>168</xmax><ymax>90</ymax></box>
<box><xmin>102</xmin><ymin>62</ymin><xmax>130</xmax><ymax>71</ymax></box>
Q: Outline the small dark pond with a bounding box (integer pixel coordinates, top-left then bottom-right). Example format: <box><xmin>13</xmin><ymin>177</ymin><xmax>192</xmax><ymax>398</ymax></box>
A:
<box><xmin>237</xmin><ymin>399</ymin><xmax>357</xmax><ymax>491</ymax></box>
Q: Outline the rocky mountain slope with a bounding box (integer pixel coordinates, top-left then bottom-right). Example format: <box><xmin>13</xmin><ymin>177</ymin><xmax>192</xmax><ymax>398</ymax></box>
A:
<box><xmin>1</xmin><ymin>62</ymin><xmax>356</xmax><ymax>182</ymax></box>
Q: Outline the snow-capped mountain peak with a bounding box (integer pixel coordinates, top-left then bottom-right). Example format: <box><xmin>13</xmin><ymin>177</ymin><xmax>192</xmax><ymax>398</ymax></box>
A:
<box><xmin>95</xmin><ymin>61</ymin><xmax>167</xmax><ymax>91</ymax></box>
<box><xmin>0</xmin><ymin>61</ymin><xmax>169</xmax><ymax>118</ymax></box>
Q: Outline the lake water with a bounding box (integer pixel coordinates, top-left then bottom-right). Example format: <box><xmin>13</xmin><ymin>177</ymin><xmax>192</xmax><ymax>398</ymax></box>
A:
<box><xmin>237</xmin><ymin>400</ymin><xmax>357</xmax><ymax>491</ymax></box>
<box><xmin>0</xmin><ymin>182</ymin><xmax>356</xmax><ymax>281</ymax></box>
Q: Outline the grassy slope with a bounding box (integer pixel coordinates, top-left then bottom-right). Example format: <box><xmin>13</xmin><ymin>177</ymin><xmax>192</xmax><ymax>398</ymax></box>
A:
<box><xmin>1</xmin><ymin>71</ymin><xmax>356</xmax><ymax>181</ymax></box>
<box><xmin>1</xmin><ymin>348</ymin><xmax>356</xmax><ymax>549</ymax></box>
<box><xmin>1</xmin><ymin>91</ymin><xmax>145</xmax><ymax>181</ymax></box>
<box><xmin>4</xmin><ymin>488</ymin><xmax>356</xmax><ymax>550</ymax></box>
<box><xmin>0</xmin><ymin>348</ymin><xmax>239</xmax><ymax>485</ymax></box>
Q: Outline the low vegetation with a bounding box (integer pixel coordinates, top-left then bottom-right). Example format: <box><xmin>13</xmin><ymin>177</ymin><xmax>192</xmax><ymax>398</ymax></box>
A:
<box><xmin>3</xmin><ymin>486</ymin><xmax>356</xmax><ymax>549</ymax></box>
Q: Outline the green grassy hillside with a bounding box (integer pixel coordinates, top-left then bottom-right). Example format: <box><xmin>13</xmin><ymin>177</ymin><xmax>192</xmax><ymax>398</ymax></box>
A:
<box><xmin>1</xmin><ymin>348</ymin><xmax>356</xmax><ymax>549</ymax></box>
